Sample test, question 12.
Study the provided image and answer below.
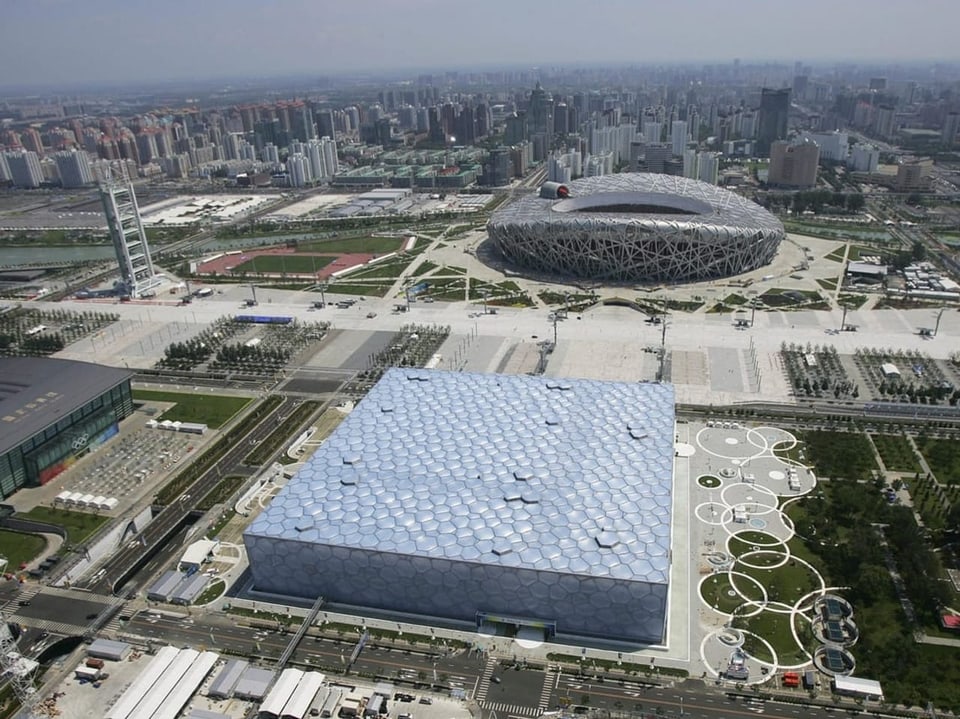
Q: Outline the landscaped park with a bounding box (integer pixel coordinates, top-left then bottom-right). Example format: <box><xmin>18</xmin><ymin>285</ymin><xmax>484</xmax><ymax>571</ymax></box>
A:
<box><xmin>692</xmin><ymin>421</ymin><xmax>960</xmax><ymax>711</ymax></box>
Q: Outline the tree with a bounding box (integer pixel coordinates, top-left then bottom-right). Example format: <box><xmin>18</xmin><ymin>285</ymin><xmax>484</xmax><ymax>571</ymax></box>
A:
<box><xmin>846</xmin><ymin>193</ymin><xmax>866</xmax><ymax>212</ymax></box>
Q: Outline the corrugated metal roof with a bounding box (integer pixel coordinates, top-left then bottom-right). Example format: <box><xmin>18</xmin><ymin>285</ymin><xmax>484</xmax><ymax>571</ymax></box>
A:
<box><xmin>246</xmin><ymin>369</ymin><xmax>675</xmax><ymax>584</ymax></box>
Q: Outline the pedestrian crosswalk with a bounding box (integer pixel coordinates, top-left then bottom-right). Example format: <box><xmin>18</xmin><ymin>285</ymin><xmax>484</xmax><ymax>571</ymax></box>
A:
<box><xmin>474</xmin><ymin>656</ymin><xmax>497</xmax><ymax>702</ymax></box>
<box><xmin>537</xmin><ymin>666</ymin><xmax>555</xmax><ymax>711</ymax></box>
<box><xmin>479</xmin><ymin>701</ymin><xmax>541</xmax><ymax>718</ymax></box>
<box><xmin>15</xmin><ymin>617</ymin><xmax>86</xmax><ymax>636</ymax></box>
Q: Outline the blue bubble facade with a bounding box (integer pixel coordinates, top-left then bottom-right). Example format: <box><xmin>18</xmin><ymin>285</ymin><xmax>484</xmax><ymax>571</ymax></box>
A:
<box><xmin>244</xmin><ymin>369</ymin><xmax>676</xmax><ymax>642</ymax></box>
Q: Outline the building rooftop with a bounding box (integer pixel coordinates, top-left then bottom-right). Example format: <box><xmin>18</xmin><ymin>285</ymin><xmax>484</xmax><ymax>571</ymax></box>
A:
<box><xmin>0</xmin><ymin>357</ymin><xmax>132</xmax><ymax>456</ymax></box>
<box><xmin>246</xmin><ymin>369</ymin><xmax>675</xmax><ymax>584</ymax></box>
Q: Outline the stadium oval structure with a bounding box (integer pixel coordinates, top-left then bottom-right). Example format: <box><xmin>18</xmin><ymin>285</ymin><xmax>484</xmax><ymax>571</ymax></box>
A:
<box><xmin>487</xmin><ymin>173</ymin><xmax>784</xmax><ymax>283</ymax></box>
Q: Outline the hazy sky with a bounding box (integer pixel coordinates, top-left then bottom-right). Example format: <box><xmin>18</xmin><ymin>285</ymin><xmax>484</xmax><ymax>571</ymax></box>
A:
<box><xmin>3</xmin><ymin>0</ymin><xmax>960</xmax><ymax>89</ymax></box>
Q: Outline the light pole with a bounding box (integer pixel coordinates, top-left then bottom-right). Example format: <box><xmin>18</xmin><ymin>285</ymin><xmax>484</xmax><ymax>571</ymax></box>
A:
<box><xmin>480</xmin><ymin>288</ymin><xmax>490</xmax><ymax>315</ymax></box>
<box><xmin>934</xmin><ymin>306</ymin><xmax>946</xmax><ymax>337</ymax></box>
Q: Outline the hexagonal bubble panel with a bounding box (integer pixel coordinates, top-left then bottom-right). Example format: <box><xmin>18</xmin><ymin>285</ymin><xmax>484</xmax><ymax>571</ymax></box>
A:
<box><xmin>244</xmin><ymin>368</ymin><xmax>675</xmax><ymax>586</ymax></box>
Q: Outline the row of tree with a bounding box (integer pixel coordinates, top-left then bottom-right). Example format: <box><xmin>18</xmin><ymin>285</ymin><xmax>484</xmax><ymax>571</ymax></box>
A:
<box><xmin>761</xmin><ymin>190</ymin><xmax>866</xmax><ymax>214</ymax></box>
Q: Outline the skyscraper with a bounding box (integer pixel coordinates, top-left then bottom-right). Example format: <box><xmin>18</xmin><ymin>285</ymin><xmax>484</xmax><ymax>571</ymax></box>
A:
<box><xmin>54</xmin><ymin>149</ymin><xmax>95</xmax><ymax>188</ymax></box>
<box><xmin>5</xmin><ymin>150</ymin><xmax>43</xmax><ymax>188</ymax></box>
<box><xmin>527</xmin><ymin>82</ymin><xmax>554</xmax><ymax>162</ymax></box>
<box><xmin>671</xmin><ymin>120</ymin><xmax>688</xmax><ymax>156</ymax></box>
<box><xmin>757</xmin><ymin>88</ymin><xmax>791</xmax><ymax>156</ymax></box>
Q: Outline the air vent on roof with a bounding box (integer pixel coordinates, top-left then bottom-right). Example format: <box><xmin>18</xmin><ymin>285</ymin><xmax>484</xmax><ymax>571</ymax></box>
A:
<box><xmin>513</xmin><ymin>469</ymin><xmax>534</xmax><ymax>481</ymax></box>
<box><xmin>594</xmin><ymin>531</ymin><xmax>621</xmax><ymax>549</ymax></box>
<box><xmin>340</xmin><ymin>476</ymin><xmax>357</xmax><ymax>486</ymax></box>
<box><xmin>545</xmin><ymin>416</ymin><xmax>560</xmax><ymax>426</ymax></box>
<box><xmin>295</xmin><ymin>520</ymin><xmax>312</xmax><ymax>532</ymax></box>
<box><xmin>380</xmin><ymin>404</ymin><xmax>394</xmax><ymax>413</ymax></box>
<box><xmin>546</xmin><ymin>381</ymin><xmax>572</xmax><ymax>391</ymax></box>
<box><xmin>504</xmin><ymin>491</ymin><xmax>522</xmax><ymax>502</ymax></box>
<box><xmin>342</xmin><ymin>453</ymin><xmax>361</xmax><ymax>465</ymax></box>
<box><xmin>492</xmin><ymin>543</ymin><xmax>513</xmax><ymax>557</ymax></box>
<box><xmin>521</xmin><ymin>493</ymin><xmax>540</xmax><ymax>505</ymax></box>
<box><xmin>629</xmin><ymin>429</ymin><xmax>648</xmax><ymax>440</ymax></box>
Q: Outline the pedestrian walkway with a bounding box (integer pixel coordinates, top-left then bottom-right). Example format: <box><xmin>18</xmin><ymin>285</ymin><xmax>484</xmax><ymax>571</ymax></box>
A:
<box><xmin>1</xmin><ymin>584</ymin><xmax>40</xmax><ymax>615</ymax></box>
<box><xmin>474</xmin><ymin>656</ymin><xmax>497</xmax><ymax>702</ymax></box>
<box><xmin>478</xmin><ymin>701</ymin><xmax>540</xmax><ymax>718</ymax></box>
<box><xmin>537</xmin><ymin>666</ymin><xmax>555</xmax><ymax>711</ymax></box>
<box><xmin>15</xmin><ymin>617</ymin><xmax>86</xmax><ymax>636</ymax></box>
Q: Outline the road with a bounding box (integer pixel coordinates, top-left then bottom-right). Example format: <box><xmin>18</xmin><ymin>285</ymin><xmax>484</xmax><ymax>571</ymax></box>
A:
<box><xmin>124</xmin><ymin>611</ymin><xmax>484</xmax><ymax>691</ymax></box>
<box><xmin>84</xmin><ymin>394</ymin><xmax>292</xmax><ymax>594</ymax></box>
<box><xmin>114</xmin><ymin>614</ymin><xmax>872</xmax><ymax>719</ymax></box>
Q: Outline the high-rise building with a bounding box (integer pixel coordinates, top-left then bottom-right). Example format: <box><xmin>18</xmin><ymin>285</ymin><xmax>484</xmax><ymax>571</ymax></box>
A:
<box><xmin>527</xmin><ymin>82</ymin><xmax>554</xmax><ymax>161</ymax></box>
<box><xmin>54</xmin><ymin>149</ymin><xmax>95</xmax><ymax>188</ymax></box>
<box><xmin>5</xmin><ymin>150</ymin><xmax>44</xmax><ymax>188</ymax></box>
<box><xmin>874</xmin><ymin>106</ymin><xmax>896</xmax><ymax>139</ymax></box>
<box><xmin>682</xmin><ymin>149</ymin><xmax>699</xmax><ymax>179</ymax></box>
<box><xmin>698</xmin><ymin>152</ymin><xmax>720</xmax><ymax>185</ymax></box>
<box><xmin>288</xmin><ymin>153</ymin><xmax>310</xmax><ymax>187</ymax></box>
<box><xmin>942</xmin><ymin>112</ymin><xmax>960</xmax><ymax>146</ymax></box>
<box><xmin>848</xmin><ymin>143</ymin><xmax>880</xmax><ymax>173</ymax></box>
<box><xmin>99</xmin><ymin>174</ymin><xmax>161</xmax><ymax>297</ymax></box>
<box><xmin>483</xmin><ymin>147</ymin><xmax>512</xmax><ymax>187</ymax></box>
<box><xmin>799</xmin><ymin>131</ymin><xmax>848</xmax><ymax>162</ymax></box>
<box><xmin>757</xmin><ymin>88</ymin><xmax>791</xmax><ymax>156</ymax></box>
<box><xmin>642</xmin><ymin>120</ymin><xmax>662</xmax><ymax>145</ymax></box>
<box><xmin>671</xmin><ymin>120</ymin><xmax>688</xmax><ymax>156</ymax></box>
<box><xmin>768</xmin><ymin>139</ymin><xmax>819</xmax><ymax>188</ymax></box>
<box><xmin>643</xmin><ymin>145</ymin><xmax>671</xmax><ymax>174</ymax></box>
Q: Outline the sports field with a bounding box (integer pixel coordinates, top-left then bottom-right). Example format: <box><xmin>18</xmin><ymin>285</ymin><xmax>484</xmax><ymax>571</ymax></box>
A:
<box><xmin>232</xmin><ymin>254</ymin><xmax>337</xmax><ymax>275</ymax></box>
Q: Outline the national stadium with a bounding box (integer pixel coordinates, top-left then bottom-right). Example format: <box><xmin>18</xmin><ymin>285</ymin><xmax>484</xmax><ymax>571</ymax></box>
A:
<box><xmin>487</xmin><ymin>173</ymin><xmax>784</xmax><ymax>283</ymax></box>
<box><xmin>244</xmin><ymin>368</ymin><xmax>676</xmax><ymax>643</ymax></box>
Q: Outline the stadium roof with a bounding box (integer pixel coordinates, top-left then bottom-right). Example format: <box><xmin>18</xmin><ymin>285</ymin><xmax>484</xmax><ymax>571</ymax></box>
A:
<box><xmin>0</xmin><ymin>357</ymin><xmax>132</xmax><ymax>455</ymax></box>
<box><xmin>247</xmin><ymin>369</ymin><xmax>675</xmax><ymax>584</ymax></box>
<box><xmin>491</xmin><ymin>173</ymin><xmax>783</xmax><ymax>232</ymax></box>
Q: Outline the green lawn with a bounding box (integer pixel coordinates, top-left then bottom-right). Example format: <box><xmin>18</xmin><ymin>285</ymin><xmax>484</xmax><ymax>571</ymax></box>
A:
<box><xmin>0</xmin><ymin>530</ymin><xmax>46</xmax><ymax>569</ymax></box>
<box><xmin>296</xmin><ymin>236</ymin><xmax>404</xmax><ymax>254</ymax></box>
<box><xmin>233</xmin><ymin>254</ymin><xmax>336</xmax><ymax>275</ymax></box>
<box><xmin>18</xmin><ymin>506</ymin><xmax>109</xmax><ymax>545</ymax></box>
<box><xmin>133</xmin><ymin>390</ymin><xmax>251</xmax><ymax>429</ymax></box>
<box><xmin>871</xmin><ymin>434</ymin><xmax>921</xmax><ymax>472</ymax></box>
<box><xmin>700</xmin><ymin>574</ymin><xmax>744</xmax><ymax>614</ymax></box>
<box><xmin>194</xmin><ymin>579</ymin><xmax>225</xmax><ymax>605</ymax></box>
<box><xmin>323</xmin><ymin>283</ymin><xmax>391</xmax><ymax>297</ymax></box>
<box><xmin>733</xmin><ymin>612</ymin><xmax>811</xmax><ymax>666</ymax></box>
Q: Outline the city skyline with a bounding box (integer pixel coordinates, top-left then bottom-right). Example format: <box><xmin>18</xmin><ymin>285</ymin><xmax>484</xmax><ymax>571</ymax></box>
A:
<box><xmin>3</xmin><ymin>0</ymin><xmax>960</xmax><ymax>90</ymax></box>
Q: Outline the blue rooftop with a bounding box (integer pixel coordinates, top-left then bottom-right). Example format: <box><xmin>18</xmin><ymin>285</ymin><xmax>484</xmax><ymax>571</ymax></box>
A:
<box><xmin>246</xmin><ymin>369</ymin><xmax>676</xmax><ymax>583</ymax></box>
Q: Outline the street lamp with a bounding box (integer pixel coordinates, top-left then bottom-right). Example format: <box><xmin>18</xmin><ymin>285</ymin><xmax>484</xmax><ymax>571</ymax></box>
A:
<box><xmin>318</xmin><ymin>282</ymin><xmax>328</xmax><ymax>307</ymax></box>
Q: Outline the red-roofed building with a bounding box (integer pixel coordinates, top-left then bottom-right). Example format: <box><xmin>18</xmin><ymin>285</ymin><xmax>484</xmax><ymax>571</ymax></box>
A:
<box><xmin>940</xmin><ymin>614</ymin><xmax>960</xmax><ymax>631</ymax></box>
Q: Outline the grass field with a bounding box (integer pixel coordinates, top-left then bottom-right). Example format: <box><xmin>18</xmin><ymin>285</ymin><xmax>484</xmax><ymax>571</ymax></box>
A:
<box><xmin>323</xmin><ymin>283</ymin><xmax>391</xmax><ymax>297</ymax></box>
<box><xmin>18</xmin><ymin>506</ymin><xmax>109</xmax><ymax>545</ymax></box>
<box><xmin>232</xmin><ymin>254</ymin><xmax>336</xmax><ymax>275</ymax></box>
<box><xmin>0</xmin><ymin>530</ymin><xmax>46</xmax><ymax>569</ymax></box>
<box><xmin>133</xmin><ymin>390</ymin><xmax>251</xmax><ymax>429</ymax></box>
<box><xmin>297</xmin><ymin>236</ymin><xmax>404</xmax><ymax>254</ymax></box>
